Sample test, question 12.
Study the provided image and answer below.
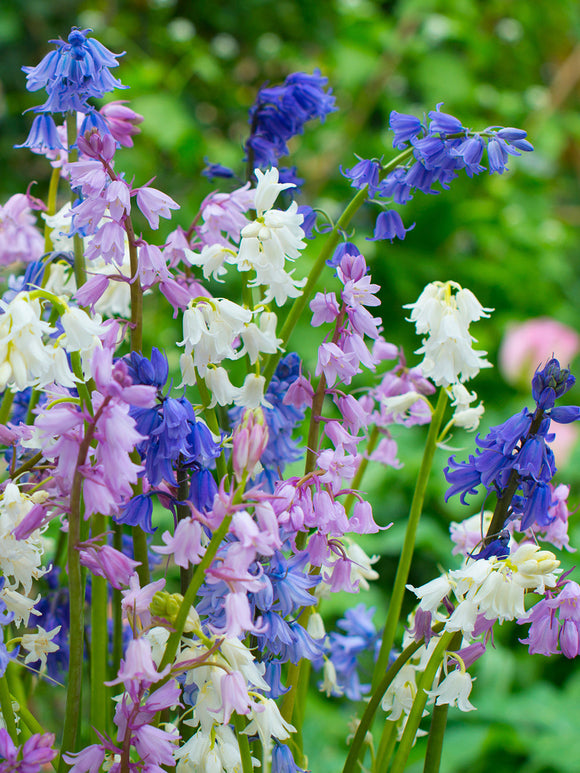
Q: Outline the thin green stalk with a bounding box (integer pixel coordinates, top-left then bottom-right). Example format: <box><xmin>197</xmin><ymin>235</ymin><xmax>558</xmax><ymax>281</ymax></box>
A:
<box><xmin>344</xmin><ymin>425</ymin><xmax>379</xmax><ymax>515</ymax></box>
<box><xmin>342</xmin><ymin>636</ymin><xmax>427</xmax><ymax>773</ymax></box>
<box><xmin>157</xmin><ymin>513</ymin><xmax>233</xmax><ymax>674</ymax></box>
<box><xmin>0</xmin><ymin>675</ymin><xmax>18</xmax><ymax>743</ymax></box>
<box><xmin>66</xmin><ymin>114</ymin><xmax>86</xmax><ymax>290</ymax></box>
<box><xmin>196</xmin><ymin>373</ymin><xmax>228</xmax><ymax>482</ymax></box>
<box><xmin>112</xmin><ymin>524</ymin><xmax>124</xmax><ymax>679</ymax></box>
<box><xmin>262</xmin><ymin>186</ymin><xmax>369</xmax><ymax>384</ymax></box>
<box><xmin>43</xmin><ymin>166</ymin><xmax>61</xmax><ymax>255</ymax></box>
<box><xmin>125</xmin><ymin>218</ymin><xmax>143</xmax><ymax>354</ymax></box>
<box><xmin>90</xmin><ymin>514</ymin><xmax>108</xmax><ymax>739</ymax></box>
<box><xmin>262</xmin><ymin>146</ymin><xmax>414</xmax><ymax>385</ymax></box>
<box><xmin>233</xmin><ymin>713</ymin><xmax>254</xmax><ymax>773</ymax></box>
<box><xmin>374</xmin><ymin>722</ymin><xmax>397</xmax><ymax>773</ymax></box>
<box><xmin>388</xmin><ymin>631</ymin><xmax>454</xmax><ymax>773</ymax></box>
<box><xmin>0</xmin><ymin>390</ymin><xmax>14</xmax><ymax>425</ymax></box>
<box><xmin>423</xmin><ymin>702</ymin><xmax>449</xmax><ymax>773</ymax></box>
<box><xmin>371</xmin><ymin>388</ymin><xmax>448</xmax><ymax>691</ymax></box>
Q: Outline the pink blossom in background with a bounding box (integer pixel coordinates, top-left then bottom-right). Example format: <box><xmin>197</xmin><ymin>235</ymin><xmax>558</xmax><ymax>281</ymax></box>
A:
<box><xmin>499</xmin><ymin>317</ymin><xmax>580</xmax><ymax>386</ymax></box>
<box><xmin>499</xmin><ymin>317</ymin><xmax>580</xmax><ymax>466</ymax></box>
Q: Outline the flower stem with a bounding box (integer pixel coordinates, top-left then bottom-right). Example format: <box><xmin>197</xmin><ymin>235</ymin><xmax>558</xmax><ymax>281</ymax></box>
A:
<box><xmin>125</xmin><ymin>217</ymin><xmax>143</xmax><ymax>354</ymax></box>
<box><xmin>0</xmin><ymin>390</ymin><xmax>14</xmax><ymax>426</ymax></box>
<box><xmin>371</xmin><ymin>388</ymin><xmax>448</xmax><ymax>690</ymax></box>
<box><xmin>388</xmin><ymin>631</ymin><xmax>454</xmax><ymax>773</ymax></box>
<box><xmin>342</xmin><ymin>633</ymin><xmax>436</xmax><ymax>773</ymax></box>
<box><xmin>157</xmin><ymin>513</ymin><xmax>233</xmax><ymax>674</ymax></box>
<box><xmin>0</xmin><ymin>675</ymin><xmax>18</xmax><ymax>743</ymax></box>
<box><xmin>233</xmin><ymin>713</ymin><xmax>254</xmax><ymax>773</ymax></box>
<box><xmin>343</xmin><ymin>425</ymin><xmax>379</xmax><ymax>515</ymax></box>
<box><xmin>262</xmin><ymin>186</ymin><xmax>369</xmax><ymax>384</ymax></box>
<box><xmin>90</xmin><ymin>514</ymin><xmax>109</xmax><ymax>739</ymax></box>
<box><xmin>66</xmin><ymin>114</ymin><xmax>86</xmax><ymax>290</ymax></box>
<box><xmin>43</xmin><ymin>166</ymin><xmax>61</xmax><ymax>255</ymax></box>
<box><xmin>423</xmin><ymin>702</ymin><xmax>449</xmax><ymax>773</ymax></box>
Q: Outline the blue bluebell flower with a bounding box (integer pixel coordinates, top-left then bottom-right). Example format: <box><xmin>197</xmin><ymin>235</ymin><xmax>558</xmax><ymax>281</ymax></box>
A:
<box><xmin>366</xmin><ymin>209</ymin><xmax>414</xmax><ymax>243</ymax></box>
<box><xmin>322</xmin><ymin>604</ymin><xmax>381</xmax><ymax>700</ymax></box>
<box><xmin>445</xmin><ymin>358</ymin><xmax>579</xmax><ymax>533</ymax></box>
<box><xmin>272</xmin><ymin>741</ymin><xmax>307</xmax><ymax>773</ymax></box>
<box><xmin>201</xmin><ymin>160</ymin><xmax>236</xmax><ymax>180</ymax></box>
<box><xmin>244</xmin><ymin>70</ymin><xmax>336</xmax><ymax>171</ymax></box>
<box><xmin>18</xmin><ymin>27</ymin><xmax>126</xmax><ymax>150</ymax></box>
<box><xmin>341</xmin><ymin>158</ymin><xmax>381</xmax><ymax>197</ymax></box>
<box><xmin>327</xmin><ymin>241</ymin><xmax>361</xmax><ymax>269</ymax></box>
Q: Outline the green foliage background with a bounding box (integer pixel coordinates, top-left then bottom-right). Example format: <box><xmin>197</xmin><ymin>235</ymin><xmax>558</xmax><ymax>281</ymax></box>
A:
<box><xmin>1</xmin><ymin>1</ymin><xmax>580</xmax><ymax>771</ymax></box>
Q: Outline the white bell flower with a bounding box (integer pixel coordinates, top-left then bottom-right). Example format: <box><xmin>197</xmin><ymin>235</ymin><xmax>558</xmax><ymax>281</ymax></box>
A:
<box><xmin>426</xmin><ymin>668</ymin><xmax>476</xmax><ymax>712</ymax></box>
<box><xmin>404</xmin><ymin>281</ymin><xmax>493</xmax><ymax>387</ymax></box>
<box><xmin>20</xmin><ymin>625</ymin><xmax>61</xmax><ymax>671</ymax></box>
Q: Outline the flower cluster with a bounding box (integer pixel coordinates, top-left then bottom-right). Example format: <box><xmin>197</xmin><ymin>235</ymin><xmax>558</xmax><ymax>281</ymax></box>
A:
<box><xmin>19</xmin><ymin>27</ymin><xmax>126</xmax><ymax>152</ymax></box>
<box><xmin>3</xmin><ymin>24</ymin><xmax>576</xmax><ymax>773</ymax></box>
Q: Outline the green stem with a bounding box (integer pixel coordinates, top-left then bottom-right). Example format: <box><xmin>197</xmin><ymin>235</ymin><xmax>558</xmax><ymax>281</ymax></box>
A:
<box><xmin>157</xmin><ymin>513</ymin><xmax>233</xmax><ymax>674</ymax></box>
<box><xmin>342</xmin><ymin>636</ymin><xmax>427</xmax><ymax>773</ymax></box>
<box><xmin>371</xmin><ymin>388</ymin><xmax>448</xmax><ymax>690</ymax></box>
<box><xmin>344</xmin><ymin>425</ymin><xmax>380</xmax><ymax>515</ymax></box>
<box><xmin>196</xmin><ymin>373</ymin><xmax>228</xmax><ymax>482</ymax></box>
<box><xmin>0</xmin><ymin>675</ymin><xmax>18</xmax><ymax>743</ymax></box>
<box><xmin>374</xmin><ymin>722</ymin><xmax>397</xmax><ymax>773</ymax></box>
<box><xmin>132</xmin><ymin>521</ymin><xmax>151</xmax><ymax>588</ymax></box>
<box><xmin>423</xmin><ymin>702</ymin><xmax>449</xmax><ymax>773</ymax></box>
<box><xmin>125</xmin><ymin>218</ymin><xmax>143</xmax><ymax>354</ymax></box>
<box><xmin>66</xmin><ymin>115</ymin><xmax>86</xmax><ymax>290</ymax></box>
<box><xmin>0</xmin><ymin>390</ymin><xmax>14</xmax><ymax>425</ymax></box>
<box><xmin>389</xmin><ymin>631</ymin><xmax>454</xmax><ymax>773</ymax></box>
<box><xmin>233</xmin><ymin>713</ymin><xmax>254</xmax><ymax>773</ymax></box>
<box><xmin>90</xmin><ymin>515</ymin><xmax>109</xmax><ymax>740</ymax></box>
<box><xmin>112</xmin><ymin>524</ymin><xmax>124</xmax><ymax>680</ymax></box>
<box><xmin>43</xmin><ymin>166</ymin><xmax>61</xmax><ymax>255</ymax></box>
<box><xmin>262</xmin><ymin>186</ymin><xmax>369</xmax><ymax>384</ymax></box>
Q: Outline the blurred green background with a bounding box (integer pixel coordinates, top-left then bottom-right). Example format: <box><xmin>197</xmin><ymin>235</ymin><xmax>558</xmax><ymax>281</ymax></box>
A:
<box><xmin>2</xmin><ymin>1</ymin><xmax>580</xmax><ymax>771</ymax></box>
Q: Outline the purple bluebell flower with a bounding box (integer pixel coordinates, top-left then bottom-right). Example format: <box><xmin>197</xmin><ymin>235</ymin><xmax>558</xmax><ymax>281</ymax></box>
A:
<box><xmin>244</xmin><ymin>70</ymin><xmax>336</xmax><ymax>170</ymax></box>
<box><xmin>201</xmin><ymin>160</ymin><xmax>236</xmax><ymax>180</ymax></box>
<box><xmin>322</xmin><ymin>604</ymin><xmax>381</xmax><ymax>700</ymax></box>
<box><xmin>327</xmin><ymin>241</ymin><xmax>361</xmax><ymax>269</ymax></box>
<box><xmin>389</xmin><ymin>110</ymin><xmax>423</xmax><ymax>149</ymax></box>
<box><xmin>366</xmin><ymin>209</ymin><xmax>415</xmax><ymax>243</ymax></box>
<box><xmin>19</xmin><ymin>28</ymin><xmax>126</xmax><ymax>151</ymax></box>
<box><xmin>445</xmin><ymin>358</ymin><xmax>579</xmax><ymax>533</ymax></box>
<box><xmin>341</xmin><ymin>157</ymin><xmax>381</xmax><ymax>197</ymax></box>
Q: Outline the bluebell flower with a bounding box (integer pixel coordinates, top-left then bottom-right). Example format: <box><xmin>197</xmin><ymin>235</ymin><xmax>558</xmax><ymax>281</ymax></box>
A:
<box><xmin>366</xmin><ymin>209</ymin><xmax>415</xmax><ymax>243</ymax></box>
<box><xmin>125</xmin><ymin>348</ymin><xmax>168</xmax><ymax>391</ymax></box>
<box><xmin>389</xmin><ymin>110</ymin><xmax>423</xmax><ymax>149</ymax></box>
<box><xmin>322</xmin><ymin>604</ymin><xmax>380</xmax><ymax>700</ymax></box>
<box><xmin>341</xmin><ymin>158</ymin><xmax>381</xmax><ymax>197</ymax></box>
<box><xmin>19</xmin><ymin>27</ymin><xmax>126</xmax><ymax>151</ymax></box>
<box><xmin>201</xmin><ymin>160</ymin><xmax>235</xmax><ymax>180</ymax></box>
<box><xmin>244</xmin><ymin>69</ymin><xmax>336</xmax><ymax>171</ymax></box>
<box><xmin>15</xmin><ymin>114</ymin><xmax>65</xmax><ymax>151</ymax></box>
<box><xmin>445</xmin><ymin>358</ymin><xmax>579</xmax><ymax>533</ymax></box>
<box><xmin>428</xmin><ymin>105</ymin><xmax>466</xmax><ymax>135</ymax></box>
<box><xmin>327</xmin><ymin>241</ymin><xmax>361</xmax><ymax>269</ymax></box>
<box><xmin>115</xmin><ymin>493</ymin><xmax>155</xmax><ymax>533</ymax></box>
<box><xmin>272</xmin><ymin>742</ymin><xmax>307</xmax><ymax>773</ymax></box>
<box><xmin>297</xmin><ymin>205</ymin><xmax>317</xmax><ymax>239</ymax></box>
